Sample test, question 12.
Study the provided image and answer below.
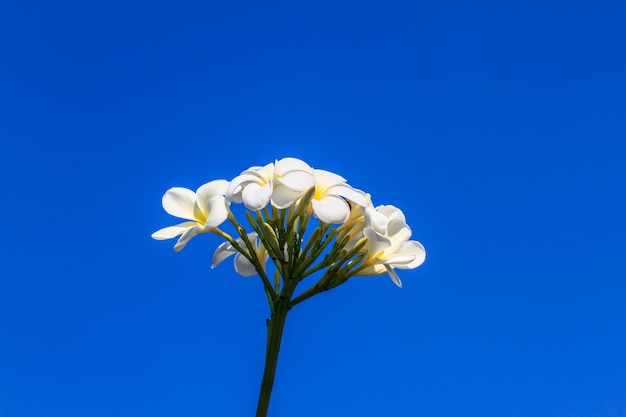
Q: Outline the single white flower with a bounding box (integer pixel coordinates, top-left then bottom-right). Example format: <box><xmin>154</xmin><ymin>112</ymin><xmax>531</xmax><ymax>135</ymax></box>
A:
<box><xmin>212</xmin><ymin>232</ymin><xmax>268</xmax><ymax>277</ymax></box>
<box><xmin>225</xmin><ymin>162</ymin><xmax>275</xmax><ymax>211</ymax></box>
<box><xmin>151</xmin><ymin>180</ymin><xmax>229</xmax><ymax>252</ymax></box>
<box><xmin>356</xmin><ymin>205</ymin><xmax>426</xmax><ymax>287</ymax></box>
<box><xmin>311</xmin><ymin>169</ymin><xmax>368</xmax><ymax>224</ymax></box>
<box><xmin>365</xmin><ymin>204</ymin><xmax>407</xmax><ymax>236</ymax></box>
<box><xmin>271</xmin><ymin>157</ymin><xmax>316</xmax><ymax>208</ymax></box>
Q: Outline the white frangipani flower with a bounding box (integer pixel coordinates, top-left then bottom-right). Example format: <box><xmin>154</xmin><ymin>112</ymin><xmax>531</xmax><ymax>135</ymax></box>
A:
<box><xmin>151</xmin><ymin>180</ymin><xmax>229</xmax><ymax>252</ymax></box>
<box><xmin>271</xmin><ymin>157</ymin><xmax>315</xmax><ymax>208</ymax></box>
<box><xmin>356</xmin><ymin>205</ymin><xmax>426</xmax><ymax>287</ymax></box>
<box><xmin>365</xmin><ymin>204</ymin><xmax>407</xmax><ymax>236</ymax></box>
<box><xmin>212</xmin><ymin>232</ymin><xmax>268</xmax><ymax>277</ymax></box>
<box><xmin>225</xmin><ymin>162</ymin><xmax>275</xmax><ymax>211</ymax></box>
<box><xmin>311</xmin><ymin>169</ymin><xmax>369</xmax><ymax>224</ymax></box>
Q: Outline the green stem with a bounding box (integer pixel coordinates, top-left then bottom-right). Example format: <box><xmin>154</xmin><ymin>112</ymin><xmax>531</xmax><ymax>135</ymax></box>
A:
<box><xmin>289</xmin><ymin>274</ymin><xmax>331</xmax><ymax>307</ymax></box>
<box><xmin>256</xmin><ymin>298</ymin><xmax>290</xmax><ymax>417</ymax></box>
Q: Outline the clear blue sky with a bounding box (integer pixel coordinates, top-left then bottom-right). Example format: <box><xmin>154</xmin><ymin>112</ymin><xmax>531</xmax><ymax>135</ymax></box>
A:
<box><xmin>2</xmin><ymin>1</ymin><xmax>625</xmax><ymax>416</ymax></box>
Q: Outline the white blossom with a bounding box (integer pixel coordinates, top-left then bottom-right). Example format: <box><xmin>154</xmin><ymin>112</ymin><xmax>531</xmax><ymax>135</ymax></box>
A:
<box><xmin>356</xmin><ymin>205</ymin><xmax>426</xmax><ymax>287</ymax></box>
<box><xmin>151</xmin><ymin>180</ymin><xmax>229</xmax><ymax>251</ymax></box>
<box><xmin>310</xmin><ymin>169</ymin><xmax>368</xmax><ymax>224</ymax></box>
<box><xmin>153</xmin><ymin>158</ymin><xmax>426</xmax><ymax>288</ymax></box>
<box><xmin>270</xmin><ymin>157</ymin><xmax>315</xmax><ymax>208</ymax></box>
<box><xmin>225</xmin><ymin>162</ymin><xmax>275</xmax><ymax>211</ymax></box>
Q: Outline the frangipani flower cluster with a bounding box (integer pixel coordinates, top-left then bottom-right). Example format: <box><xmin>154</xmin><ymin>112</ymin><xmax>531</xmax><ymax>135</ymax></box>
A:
<box><xmin>152</xmin><ymin>157</ymin><xmax>426</xmax><ymax>417</ymax></box>
<box><xmin>224</xmin><ymin>157</ymin><xmax>369</xmax><ymax>223</ymax></box>
<box><xmin>152</xmin><ymin>157</ymin><xmax>425</xmax><ymax>288</ymax></box>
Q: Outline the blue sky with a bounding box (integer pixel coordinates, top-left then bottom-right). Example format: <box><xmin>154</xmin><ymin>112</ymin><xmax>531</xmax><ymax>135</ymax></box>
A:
<box><xmin>1</xmin><ymin>1</ymin><xmax>625</xmax><ymax>416</ymax></box>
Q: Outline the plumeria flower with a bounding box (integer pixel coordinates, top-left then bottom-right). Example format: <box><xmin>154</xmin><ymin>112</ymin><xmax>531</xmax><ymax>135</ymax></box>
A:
<box><xmin>311</xmin><ymin>169</ymin><xmax>369</xmax><ymax>224</ymax></box>
<box><xmin>225</xmin><ymin>162</ymin><xmax>275</xmax><ymax>211</ymax></box>
<box><xmin>364</xmin><ymin>204</ymin><xmax>407</xmax><ymax>236</ymax></box>
<box><xmin>271</xmin><ymin>157</ymin><xmax>315</xmax><ymax>208</ymax></box>
<box><xmin>151</xmin><ymin>180</ymin><xmax>229</xmax><ymax>252</ymax></box>
<box><xmin>356</xmin><ymin>205</ymin><xmax>426</xmax><ymax>287</ymax></box>
<box><xmin>212</xmin><ymin>232</ymin><xmax>268</xmax><ymax>277</ymax></box>
<box><xmin>225</xmin><ymin>157</ymin><xmax>315</xmax><ymax>211</ymax></box>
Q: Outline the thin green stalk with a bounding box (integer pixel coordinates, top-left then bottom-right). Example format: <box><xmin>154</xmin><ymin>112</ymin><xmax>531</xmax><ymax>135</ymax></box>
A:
<box><xmin>255</xmin><ymin>297</ymin><xmax>290</xmax><ymax>417</ymax></box>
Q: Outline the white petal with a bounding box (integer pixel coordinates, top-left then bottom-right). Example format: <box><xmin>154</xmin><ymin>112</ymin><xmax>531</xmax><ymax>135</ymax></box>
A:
<box><xmin>212</xmin><ymin>240</ymin><xmax>236</xmax><ymax>268</ymax></box>
<box><xmin>254</xmin><ymin>162</ymin><xmax>275</xmax><ymax>182</ymax></box>
<box><xmin>274</xmin><ymin>171</ymin><xmax>316</xmax><ymax>192</ymax></box>
<box><xmin>387</xmin><ymin>219</ymin><xmax>412</xmax><ymax>244</ymax></box>
<box><xmin>241</xmin><ymin>164</ymin><xmax>273</xmax><ymax>179</ymax></box>
<box><xmin>234</xmin><ymin>253</ymin><xmax>258</xmax><ymax>276</ymax></box>
<box><xmin>236</xmin><ymin>163</ymin><xmax>274</xmax><ymax>183</ymax></box>
<box><xmin>242</xmin><ymin>182</ymin><xmax>272</xmax><ymax>211</ymax></box>
<box><xmin>205</xmin><ymin>195</ymin><xmax>228</xmax><ymax>228</ymax></box>
<box><xmin>379</xmin><ymin>254</ymin><xmax>416</xmax><ymax>265</ymax></box>
<box><xmin>162</xmin><ymin>187</ymin><xmax>197</xmax><ymax>220</ymax></box>
<box><xmin>274</xmin><ymin>157</ymin><xmax>313</xmax><ymax>176</ymax></box>
<box><xmin>327</xmin><ymin>184</ymin><xmax>368</xmax><ymax>207</ymax></box>
<box><xmin>365</xmin><ymin>206</ymin><xmax>389</xmax><ymax>235</ymax></box>
<box><xmin>228</xmin><ymin>192</ymin><xmax>243</xmax><ymax>204</ymax></box>
<box><xmin>363</xmin><ymin>227</ymin><xmax>391</xmax><ymax>256</ymax></box>
<box><xmin>225</xmin><ymin>177</ymin><xmax>244</xmax><ymax>201</ymax></box>
<box><xmin>173</xmin><ymin>226</ymin><xmax>201</xmax><ymax>252</ymax></box>
<box><xmin>197</xmin><ymin>179</ymin><xmax>229</xmax><ymax>205</ymax></box>
<box><xmin>378</xmin><ymin>205</ymin><xmax>406</xmax><ymax>224</ymax></box>
<box><xmin>225</xmin><ymin>173</ymin><xmax>264</xmax><ymax>202</ymax></box>
<box><xmin>271</xmin><ymin>185</ymin><xmax>305</xmax><ymax>208</ymax></box>
<box><xmin>313</xmin><ymin>169</ymin><xmax>345</xmax><ymax>192</ymax></box>
<box><xmin>353</xmin><ymin>264</ymin><xmax>386</xmax><ymax>276</ymax></box>
<box><xmin>395</xmin><ymin>241</ymin><xmax>426</xmax><ymax>269</ymax></box>
<box><xmin>384</xmin><ymin>264</ymin><xmax>403</xmax><ymax>288</ymax></box>
<box><xmin>311</xmin><ymin>195</ymin><xmax>350</xmax><ymax>224</ymax></box>
<box><xmin>151</xmin><ymin>221</ymin><xmax>197</xmax><ymax>240</ymax></box>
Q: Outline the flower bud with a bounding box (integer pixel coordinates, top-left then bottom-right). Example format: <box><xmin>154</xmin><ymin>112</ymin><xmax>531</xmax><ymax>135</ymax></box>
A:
<box><xmin>292</xmin><ymin>186</ymin><xmax>316</xmax><ymax>221</ymax></box>
<box><xmin>262</xmin><ymin>222</ymin><xmax>283</xmax><ymax>260</ymax></box>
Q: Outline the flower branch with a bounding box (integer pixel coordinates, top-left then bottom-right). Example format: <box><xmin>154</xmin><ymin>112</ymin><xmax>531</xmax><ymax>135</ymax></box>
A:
<box><xmin>152</xmin><ymin>157</ymin><xmax>426</xmax><ymax>417</ymax></box>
